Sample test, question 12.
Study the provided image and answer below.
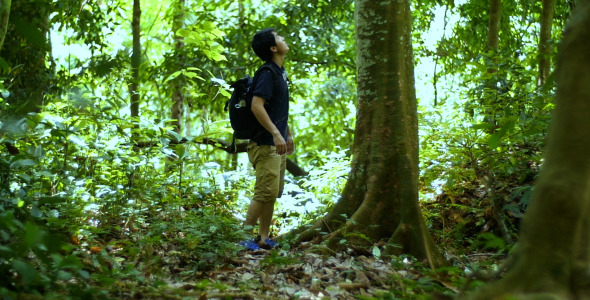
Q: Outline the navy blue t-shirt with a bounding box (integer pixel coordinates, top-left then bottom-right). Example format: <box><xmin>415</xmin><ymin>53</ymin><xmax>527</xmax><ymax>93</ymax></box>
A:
<box><xmin>250</xmin><ymin>62</ymin><xmax>289</xmax><ymax>145</ymax></box>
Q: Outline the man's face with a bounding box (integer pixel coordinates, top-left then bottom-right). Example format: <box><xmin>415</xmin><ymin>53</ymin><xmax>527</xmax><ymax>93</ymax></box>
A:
<box><xmin>272</xmin><ymin>32</ymin><xmax>289</xmax><ymax>54</ymax></box>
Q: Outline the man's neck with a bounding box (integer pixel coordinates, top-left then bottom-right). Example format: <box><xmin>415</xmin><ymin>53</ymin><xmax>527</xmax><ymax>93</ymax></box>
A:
<box><xmin>272</xmin><ymin>55</ymin><xmax>285</xmax><ymax>68</ymax></box>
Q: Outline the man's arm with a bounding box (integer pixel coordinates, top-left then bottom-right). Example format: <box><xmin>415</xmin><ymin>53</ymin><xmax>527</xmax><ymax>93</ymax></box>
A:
<box><xmin>251</xmin><ymin>96</ymin><xmax>287</xmax><ymax>154</ymax></box>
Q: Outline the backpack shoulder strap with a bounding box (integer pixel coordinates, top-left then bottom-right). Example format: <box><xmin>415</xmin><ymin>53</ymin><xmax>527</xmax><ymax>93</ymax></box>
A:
<box><xmin>250</xmin><ymin>63</ymin><xmax>281</xmax><ymax>103</ymax></box>
<box><xmin>253</xmin><ymin>63</ymin><xmax>280</xmax><ymax>86</ymax></box>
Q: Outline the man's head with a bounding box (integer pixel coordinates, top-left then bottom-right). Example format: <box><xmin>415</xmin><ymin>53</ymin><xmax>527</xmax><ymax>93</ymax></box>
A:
<box><xmin>252</xmin><ymin>28</ymin><xmax>276</xmax><ymax>62</ymax></box>
<box><xmin>252</xmin><ymin>28</ymin><xmax>289</xmax><ymax>62</ymax></box>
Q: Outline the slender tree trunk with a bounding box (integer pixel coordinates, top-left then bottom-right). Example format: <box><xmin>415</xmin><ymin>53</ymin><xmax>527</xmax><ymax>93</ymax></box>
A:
<box><xmin>484</xmin><ymin>0</ymin><xmax>514</xmax><ymax>245</ymax></box>
<box><xmin>484</xmin><ymin>0</ymin><xmax>502</xmax><ymax>124</ymax></box>
<box><xmin>538</xmin><ymin>0</ymin><xmax>555</xmax><ymax>87</ymax></box>
<box><xmin>170</xmin><ymin>0</ymin><xmax>186</xmax><ymax>134</ymax></box>
<box><xmin>468</xmin><ymin>2</ymin><xmax>590</xmax><ymax>299</ymax></box>
<box><xmin>484</xmin><ymin>0</ymin><xmax>502</xmax><ymax>93</ymax></box>
<box><xmin>1</xmin><ymin>0</ymin><xmax>51</xmax><ymax>117</ymax></box>
<box><xmin>294</xmin><ymin>0</ymin><xmax>445</xmax><ymax>269</ymax></box>
<box><xmin>487</xmin><ymin>0</ymin><xmax>501</xmax><ymax>52</ymax></box>
<box><xmin>0</xmin><ymin>0</ymin><xmax>10</xmax><ymax>51</ymax></box>
<box><xmin>130</xmin><ymin>0</ymin><xmax>141</xmax><ymax>120</ymax></box>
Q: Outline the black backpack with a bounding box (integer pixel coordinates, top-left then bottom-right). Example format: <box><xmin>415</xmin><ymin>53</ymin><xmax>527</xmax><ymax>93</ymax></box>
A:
<box><xmin>225</xmin><ymin>64</ymin><xmax>279</xmax><ymax>142</ymax></box>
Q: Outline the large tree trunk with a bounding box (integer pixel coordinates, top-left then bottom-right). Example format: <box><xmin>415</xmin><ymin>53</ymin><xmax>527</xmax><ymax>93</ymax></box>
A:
<box><xmin>0</xmin><ymin>0</ymin><xmax>10</xmax><ymax>51</ymax></box>
<box><xmin>538</xmin><ymin>0</ymin><xmax>555</xmax><ymax>87</ymax></box>
<box><xmin>129</xmin><ymin>0</ymin><xmax>141</xmax><ymax>120</ymax></box>
<box><xmin>294</xmin><ymin>0</ymin><xmax>445</xmax><ymax>269</ymax></box>
<box><xmin>468</xmin><ymin>1</ymin><xmax>590</xmax><ymax>299</ymax></box>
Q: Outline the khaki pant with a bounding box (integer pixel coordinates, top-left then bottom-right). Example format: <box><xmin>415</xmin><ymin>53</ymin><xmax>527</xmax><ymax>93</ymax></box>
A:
<box><xmin>247</xmin><ymin>142</ymin><xmax>287</xmax><ymax>203</ymax></box>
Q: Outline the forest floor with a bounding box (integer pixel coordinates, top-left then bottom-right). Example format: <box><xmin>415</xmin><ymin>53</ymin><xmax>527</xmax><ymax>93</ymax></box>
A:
<box><xmin>111</xmin><ymin>241</ymin><xmax>500</xmax><ymax>300</ymax></box>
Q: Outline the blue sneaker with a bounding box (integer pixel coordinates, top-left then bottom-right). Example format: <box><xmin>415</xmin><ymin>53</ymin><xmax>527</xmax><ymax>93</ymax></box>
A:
<box><xmin>259</xmin><ymin>238</ymin><xmax>279</xmax><ymax>249</ymax></box>
<box><xmin>239</xmin><ymin>239</ymin><xmax>260</xmax><ymax>251</ymax></box>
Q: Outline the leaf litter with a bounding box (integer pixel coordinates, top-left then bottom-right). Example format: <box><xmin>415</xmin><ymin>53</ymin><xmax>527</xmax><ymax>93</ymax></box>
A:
<box><xmin>157</xmin><ymin>241</ymin><xmax>460</xmax><ymax>299</ymax></box>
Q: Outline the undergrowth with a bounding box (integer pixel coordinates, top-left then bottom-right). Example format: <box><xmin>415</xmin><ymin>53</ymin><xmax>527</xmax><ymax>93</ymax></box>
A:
<box><xmin>0</xmin><ymin>97</ymin><xmax>535</xmax><ymax>298</ymax></box>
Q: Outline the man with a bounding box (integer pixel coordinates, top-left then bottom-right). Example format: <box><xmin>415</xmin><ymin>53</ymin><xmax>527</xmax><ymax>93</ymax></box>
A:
<box><xmin>242</xmin><ymin>28</ymin><xmax>293</xmax><ymax>249</ymax></box>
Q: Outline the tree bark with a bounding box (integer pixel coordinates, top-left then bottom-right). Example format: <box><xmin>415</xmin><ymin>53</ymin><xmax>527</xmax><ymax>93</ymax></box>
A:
<box><xmin>487</xmin><ymin>0</ymin><xmax>501</xmax><ymax>52</ymax></box>
<box><xmin>129</xmin><ymin>0</ymin><xmax>141</xmax><ymax>120</ymax></box>
<box><xmin>468</xmin><ymin>1</ymin><xmax>590</xmax><ymax>299</ymax></box>
<box><xmin>484</xmin><ymin>0</ymin><xmax>515</xmax><ymax>245</ymax></box>
<box><xmin>0</xmin><ymin>0</ymin><xmax>10</xmax><ymax>51</ymax></box>
<box><xmin>170</xmin><ymin>0</ymin><xmax>185</xmax><ymax>134</ymax></box>
<box><xmin>293</xmin><ymin>0</ymin><xmax>445</xmax><ymax>269</ymax></box>
<box><xmin>538</xmin><ymin>0</ymin><xmax>555</xmax><ymax>87</ymax></box>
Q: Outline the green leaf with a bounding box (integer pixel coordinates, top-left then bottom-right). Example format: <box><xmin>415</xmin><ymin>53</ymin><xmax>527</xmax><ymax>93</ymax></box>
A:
<box><xmin>24</xmin><ymin>222</ymin><xmax>43</xmax><ymax>247</ymax></box>
<box><xmin>176</xmin><ymin>28</ymin><xmax>192</xmax><ymax>38</ymax></box>
<box><xmin>487</xmin><ymin>133</ymin><xmax>500</xmax><ymax>149</ymax></box>
<box><xmin>58</xmin><ymin>255</ymin><xmax>83</xmax><ymax>269</ymax></box>
<box><xmin>37</xmin><ymin>196</ymin><xmax>65</xmax><ymax>205</ymax></box>
<box><xmin>471</xmin><ymin>123</ymin><xmax>492</xmax><ymax>130</ymax></box>
<box><xmin>57</xmin><ymin>270</ymin><xmax>73</xmax><ymax>281</ymax></box>
<box><xmin>167</xmin><ymin>130</ymin><xmax>183</xmax><ymax>143</ymax></box>
<box><xmin>372</xmin><ymin>246</ymin><xmax>381</xmax><ymax>259</ymax></box>
<box><xmin>164</xmin><ymin>71</ymin><xmax>182</xmax><ymax>84</ymax></box>
<box><xmin>34</xmin><ymin>146</ymin><xmax>45</xmax><ymax>158</ymax></box>
<box><xmin>11</xmin><ymin>16</ymin><xmax>48</xmax><ymax>50</ymax></box>
<box><xmin>183</xmin><ymin>71</ymin><xmax>205</xmax><ymax>81</ymax></box>
<box><xmin>78</xmin><ymin>270</ymin><xmax>90</xmax><ymax>279</ymax></box>
<box><xmin>175</xmin><ymin>144</ymin><xmax>188</xmax><ymax>160</ymax></box>
<box><xmin>68</xmin><ymin>135</ymin><xmax>88</xmax><ymax>147</ymax></box>
<box><xmin>218</xmin><ymin>88</ymin><xmax>231</xmax><ymax>98</ymax></box>
<box><xmin>12</xmin><ymin>259</ymin><xmax>38</xmax><ymax>286</ymax></box>
<box><xmin>31</xmin><ymin>206</ymin><xmax>43</xmax><ymax>218</ymax></box>
<box><xmin>10</xmin><ymin>159</ymin><xmax>37</xmax><ymax>168</ymax></box>
<box><xmin>209</xmin><ymin>52</ymin><xmax>227</xmax><ymax>62</ymax></box>
<box><xmin>487</xmin><ymin>118</ymin><xmax>517</xmax><ymax>149</ymax></box>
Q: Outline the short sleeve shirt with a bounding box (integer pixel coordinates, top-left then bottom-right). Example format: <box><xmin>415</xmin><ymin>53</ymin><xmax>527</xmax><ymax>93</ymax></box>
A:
<box><xmin>250</xmin><ymin>62</ymin><xmax>289</xmax><ymax>145</ymax></box>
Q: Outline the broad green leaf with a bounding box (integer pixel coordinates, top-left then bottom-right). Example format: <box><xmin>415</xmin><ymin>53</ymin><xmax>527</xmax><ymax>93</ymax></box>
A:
<box><xmin>10</xmin><ymin>159</ymin><xmax>37</xmax><ymax>168</ymax></box>
<box><xmin>12</xmin><ymin>16</ymin><xmax>48</xmax><ymax>50</ymax></box>
<box><xmin>372</xmin><ymin>246</ymin><xmax>381</xmax><ymax>259</ymax></box>
<box><xmin>176</xmin><ymin>28</ymin><xmax>192</xmax><ymax>38</ymax></box>
<box><xmin>31</xmin><ymin>206</ymin><xmax>43</xmax><ymax>218</ymax></box>
<box><xmin>487</xmin><ymin>133</ymin><xmax>500</xmax><ymax>149</ymax></box>
<box><xmin>57</xmin><ymin>271</ymin><xmax>73</xmax><ymax>281</ymax></box>
<box><xmin>12</xmin><ymin>260</ymin><xmax>38</xmax><ymax>285</ymax></box>
<box><xmin>78</xmin><ymin>270</ymin><xmax>90</xmax><ymax>279</ymax></box>
<box><xmin>69</xmin><ymin>135</ymin><xmax>88</xmax><ymax>147</ymax></box>
<box><xmin>209</xmin><ymin>52</ymin><xmax>227</xmax><ymax>62</ymax></box>
<box><xmin>24</xmin><ymin>222</ymin><xmax>43</xmax><ymax>247</ymax></box>
<box><xmin>34</xmin><ymin>145</ymin><xmax>44</xmax><ymax>158</ymax></box>
<box><xmin>175</xmin><ymin>144</ymin><xmax>187</xmax><ymax>160</ymax></box>
<box><xmin>167</xmin><ymin>130</ymin><xmax>183</xmax><ymax>143</ymax></box>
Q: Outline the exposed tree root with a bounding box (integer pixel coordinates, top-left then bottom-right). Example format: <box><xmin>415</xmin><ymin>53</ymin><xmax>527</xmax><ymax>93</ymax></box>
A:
<box><xmin>286</xmin><ymin>212</ymin><xmax>447</xmax><ymax>271</ymax></box>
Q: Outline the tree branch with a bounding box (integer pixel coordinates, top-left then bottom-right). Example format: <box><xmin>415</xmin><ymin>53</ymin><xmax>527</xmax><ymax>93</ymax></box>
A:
<box><xmin>135</xmin><ymin>137</ymin><xmax>309</xmax><ymax>177</ymax></box>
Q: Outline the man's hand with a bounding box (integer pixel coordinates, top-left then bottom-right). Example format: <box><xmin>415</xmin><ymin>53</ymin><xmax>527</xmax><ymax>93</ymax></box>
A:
<box><xmin>273</xmin><ymin>133</ymin><xmax>287</xmax><ymax>154</ymax></box>
<box><xmin>286</xmin><ymin>135</ymin><xmax>294</xmax><ymax>155</ymax></box>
